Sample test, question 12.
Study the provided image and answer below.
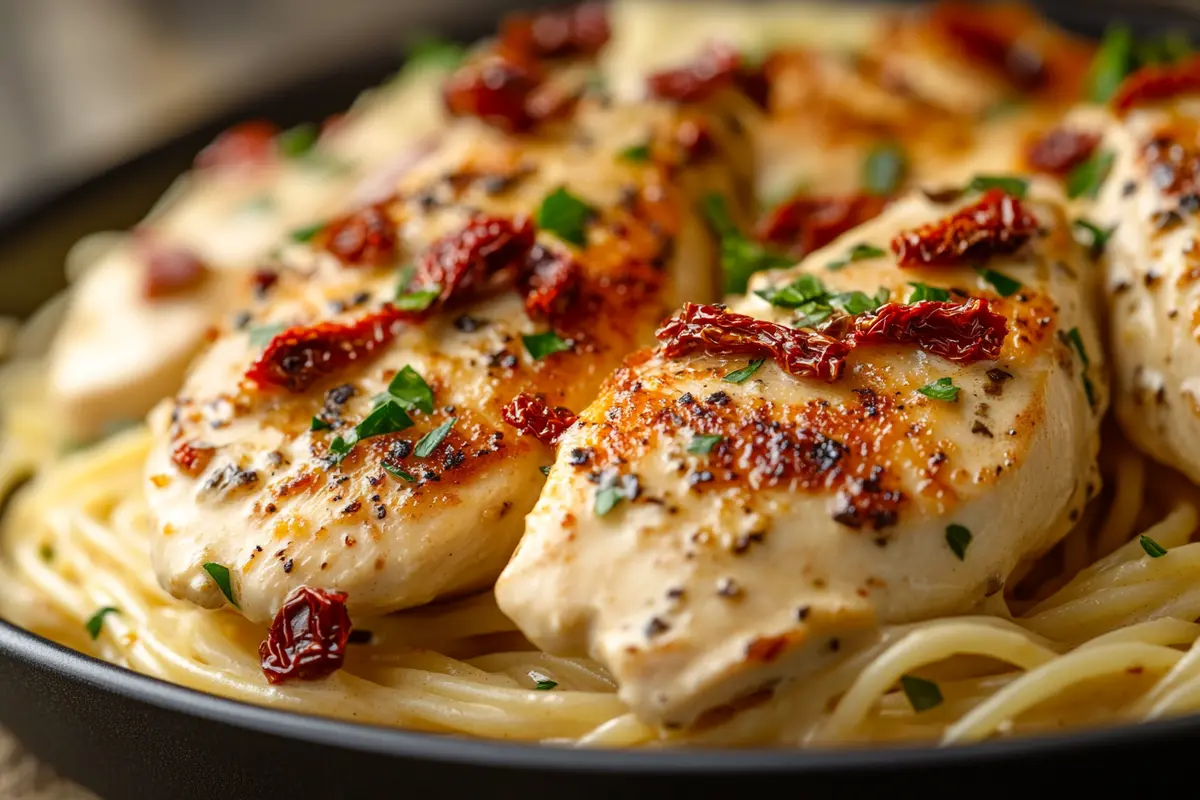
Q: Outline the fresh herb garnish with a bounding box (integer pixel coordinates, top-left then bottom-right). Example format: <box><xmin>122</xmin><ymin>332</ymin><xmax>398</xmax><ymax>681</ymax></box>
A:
<box><xmin>702</xmin><ymin>193</ymin><xmax>793</xmax><ymax>294</ymax></box>
<box><xmin>534</xmin><ymin>680</ymin><xmax>558</xmax><ymax>691</ymax></box>
<box><xmin>202</xmin><ymin>563</ymin><xmax>239</xmax><ymax>608</ymax></box>
<box><xmin>978</xmin><ymin>268</ymin><xmax>1022</xmax><ymax>297</ymax></box>
<box><xmin>330</xmin><ymin>403</ymin><xmax>415</xmax><ymax>464</ymax></box>
<box><xmin>539</xmin><ymin>465</ymin><xmax>552</xmax><ymax>476</ymax></box>
<box><xmin>382</xmin><ymin>365</ymin><xmax>436</xmax><ymax>414</ymax></box>
<box><xmin>383</xmin><ymin>462</ymin><xmax>417</xmax><ymax>482</ymax></box>
<box><xmin>523</xmin><ymin>331</ymin><xmax>572</xmax><ymax>360</ymax></box>
<box><xmin>395</xmin><ymin>288</ymin><xmax>440</xmax><ymax>312</ymax></box>
<box><xmin>862</xmin><ymin>142</ymin><xmax>907</xmax><ymax>196</ymax></box>
<box><xmin>310</xmin><ymin>417</ymin><xmax>332</xmax><ymax>432</ymax></box>
<box><xmin>757</xmin><ymin>274</ymin><xmax>888</xmax><ymax>325</ymax></box>
<box><xmin>907</xmin><ymin>282</ymin><xmax>951</xmax><ymax>303</ymax></box>
<box><xmin>1066</xmin><ymin>150</ymin><xmax>1114</xmax><ymax>200</ymax></box>
<box><xmin>1140</xmin><ymin>534</ymin><xmax>1168</xmax><ymax>558</ymax></box>
<box><xmin>594</xmin><ymin>486</ymin><xmax>624</xmax><ymax>516</ymax></box>
<box><xmin>84</xmin><ymin>607</ymin><xmax>120</xmax><ymax>640</ymax></box>
<box><xmin>900</xmin><ymin>675</ymin><xmax>944</xmax><ymax>712</ymax></box>
<box><xmin>755</xmin><ymin>274</ymin><xmax>826</xmax><ymax>308</ymax></box>
<box><xmin>414</xmin><ymin>417</ymin><xmax>457</xmax><ymax>458</ymax></box>
<box><xmin>277</xmin><ymin>123</ymin><xmax>318</xmax><ymax>159</ymax></box>
<box><xmin>832</xmin><ymin>288</ymin><xmax>890</xmax><ymax>316</ymax></box>
<box><xmin>618</xmin><ymin>143</ymin><xmax>651</xmax><ymax>162</ymax></box>
<box><xmin>405</xmin><ymin>36</ymin><xmax>465</xmax><ymax>71</ymax></box>
<box><xmin>536</xmin><ymin>187</ymin><xmax>593</xmax><ymax>247</ymax></box>
<box><xmin>826</xmin><ymin>242</ymin><xmax>886</xmax><ymax>271</ymax></box>
<box><xmin>967</xmin><ymin>175</ymin><xmax>1029</xmax><ymax>198</ymax></box>
<box><xmin>723</xmin><ymin>358</ymin><xmax>765</xmax><ymax>384</ymax></box>
<box><xmin>1134</xmin><ymin>31</ymin><xmax>1193</xmax><ymax>67</ymax></box>
<box><xmin>248</xmin><ymin>322</ymin><xmax>287</xmax><ymax>348</ymax></box>
<box><xmin>945</xmin><ymin>524</ymin><xmax>972</xmax><ymax>560</ymax></box>
<box><xmin>687</xmin><ymin>433</ymin><xmax>723</xmax><ymax>455</ymax></box>
<box><xmin>919</xmin><ymin>377</ymin><xmax>960</xmax><ymax>403</ymax></box>
<box><xmin>1065</xmin><ymin>326</ymin><xmax>1097</xmax><ymax>408</ymax></box>
<box><xmin>794</xmin><ymin>304</ymin><xmax>835</xmax><ymax>328</ymax></box>
<box><xmin>1072</xmin><ymin>218</ymin><xmax>1114</xmax><ymax>259</ymax></box>
<box><xmin>290</xmin><ymin>222</ymin><xmax>325</xmax><ymax>243</ymax></box>
<box><xmin>1087</xmin><ymin>25</ymin><xmax>1135</xmax><ymax>103</ymax></box>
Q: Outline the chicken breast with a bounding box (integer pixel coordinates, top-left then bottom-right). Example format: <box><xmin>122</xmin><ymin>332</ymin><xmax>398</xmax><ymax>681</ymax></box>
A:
<box><xmin>496</xmin><ymin>183</ymin><xmax>1107</xmax><ymax>727</ymax></box>
<box><xmin>144</xmin><ymin>95</ymin><xmax>750</xmax><ymax>624</ymax></box>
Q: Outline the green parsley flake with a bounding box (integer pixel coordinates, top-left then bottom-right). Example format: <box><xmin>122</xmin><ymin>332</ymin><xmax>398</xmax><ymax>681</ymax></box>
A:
<box><xmin>907</xmin><ymin>282</ymin><xmax>951</xmax><ymax>303</ymax></box>
<box><xmin>1134</xmin><ymin>31</ymin><xmax>1193</xmax><ymax>67</ymax></box>
<box><xmin>330</xmin><ymin>402</ymin><xmax>415</xmax><ymax>464</ymax></box>
<box><xmin>967</xmin><ymin>175</ymin><xmax>1029</xmax><ymax>198</ymax></box>
<box><xmin>755</xmin><ymin>274</ymin><xmax>826</xmax><ymax>308</ymax></box>
<box><xmin>1072</xmin><ymin>218</ymin><xmax>1114</xmax><ymax>259</ymax></box>
<box><xmin>395</xmin><ymin>288</ymin><xmax>440</xmax><ymax>312</ymax></box>
<box><xmin>978</xmin><ymin>268</ymin><xmax>1022</xmax><ymax>298</ymax></box>
<box><xmin>618</xmin><ymin>143</ymin><xmax>651</xmax><ymax>162</ymax></box>
<box><xmin>85</xmin><ymin>607</ymin><xmax>120</xmax><ymax>640</ymax></box>
<box><xmin>310</xmin><ymin>417</ymin><xmax>332</xmax><ymax>432</ymax></box>
<box><xmin>980</xmin><ymin>98</ymin><xmax>1024</xmax><ymax>120</ymax></box>
<box><xmin>406</xmin><ymin>36</ymin><xmax>466</xmax><ymax>71</ymax></box>
<box><xmin>1064</xmin><ymin>326</ymin><xmax>1097</xmax><ymax>408</ymax></box>
<box><xmin>826</xmin><ymin>242</ymin><xmax>886</xmax><ymax>271</ymax></box>
<box><xmin>794</xmin><ymin>304</ymin><xmax>835</xmax><ymax>329</ymax></box>
<box><xmin>757</xmin><ymin>274</ymin><xmax>887</xmax><ymax>326</ymax></box>
<box><xmin>1066</xmin><ymin>150</ymin><xmax>1115</xmax><ymax>200</ymax></box>
<box><xmin>702</xmin><ymin>193</ymin><xmax>793</xmax><ymax>294</ymax></box>
<box><xmin>688</xmin><ymin>433</ymin><xmax>723</xmax><ymax>455</ymax></box>
<box><xmin>414</xmin><ymin>418</ymin><xmax>457</xmax><ymax>458</ymax></box>
<box><xmin>277</xmin><ymin>123</ymin><xmax>318</xmax><ymax>159</ymax></box>
<box><xmin>1140</xmin><ymin>535</ymin><xmax>1168</xmax><ymax>558</ymax></box>
<box><xmin>862</xmin><ymin>142</ymin><xmax>907</xmax><ymax>196</ymax></box>
<box><xmin>383</xmin><ymin>462</ymin><xmax>417</xmax><ymax>483</ymax></box>
<box><xmin>919</xmin><ymin>377</ymin><xmax>960</xmax><ymax>403</ymax></box>
<box><xmin>534</xmin><ymin>680</ymin><xmax>558</xmax><ymax>691</ymax></box>
<box><xmin>723</xmin><ymin>358</ymin><xmax>765</xmax><ymax>384</ymax></box>
<box><xmin>1087</xmin><ymin>26</ymin><xmax>1136</xmax><ymax>103</ymax></box>
<box><xmin>248</xmin><ymin>322</ymin><xmax>287</xmax><ymax>349</ymax></box>
<box><xmin>202</xmin><ymin>563</ymin><xmax>239</xmax><ymax>608</ymax></box>
<box><xmin>945</xmin><ymin>524</ymin><xmax>972</xmax><ymax>560</ymax></box>
<box><xmin>594</xmin><ymin>485</ymin><xmax>624</xmax><ymax>517</ymax></box>
<box><xmin>290</xmin><ymin>222</ymin><xmax>325</xmax><ymax>243</ymax></box>
<box><xmin>539</xmin><ymin>465</ymin><xmax>552</xmax><ymax>477</ymax></box>
<box><xmin>900</xmin><ymin>675</ymin><xmax>944</xmax><ymax>712</ymax></box>
<box><xmin>383</xmin><ymin>365</ymin><xmax>436</xmax><ymax>414</ymax></box>
<box><xmin>536</xmin><ymin>187</ymin><xmax>594</xmax><ymax>247</ymax></box>
<box><xmin>523</xmin><ymin>331</ymin><xmax>572</xmax><ymax>361</ymax></box>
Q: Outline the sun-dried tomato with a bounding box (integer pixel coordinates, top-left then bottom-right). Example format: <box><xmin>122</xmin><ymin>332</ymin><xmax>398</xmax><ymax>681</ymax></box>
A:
<box><xmin>851</xmin><ymin>299</ymin><xmax>1008</xmax><ymax>363</ymax></box>
<box><xmin>656</xmin><ymin>303</ymin><xmax>851</xmax><ymax>381</ymax></box>
<box><xmin>407</xmin><ymin>215</ymin><xmax>537</xmax><ymax>308</ymax></box>
<box><xmin>171</xmin><ymin>441</ymin><xmax>215</xmax><ymax>477</ymax></box>
<box><xmin>318</xmin><ymin>203</ymin><xmax>399</xmax><ymax>267</ymax></box>
<box><xmin>646</xmin><ymin>42</ymin><xmax>742</xmax><ymax>104</ymax></box>
<box><xmin>443</xmin><ymin>52</ymin><xmax>545</xmax><ymax>133</ymax></box>
<box><xmin>757</xmin><ymin>194</ymin><xmax>888</xmax><ymax>256</ymax></box>
<box><xmin>259</xmin><ymin>587</ymin><xmax>352</xmax><ymax>685</ymax></box>
<box><xmin>139</xmin><ymin>240</ymin><xmax>209</xmax><ymax>299</ymax></box>
<box><xmin>891</xmin><ymin>189</ymin><xmax>1038</xmax><ymax>267</ymax></box>
<box><xmin>194</xmin><ymin>120</ymin><xmax>280</xmax><ymax>170</ymax></box>
<box><xmin>1024</xmin><ymin>127</ymin><xmax>1100</xmax><ymax>176</ymax></box>
<box><xmin>501</xmin><ymin>392</ymin><xmax>578</xmax><ymax>447</ymax></box>
<box><xmin>1112</xmin><ymin>56</ymin><xmax>1200</xmax><ymax>115</ymax></box>
<box><xmin>245</xmin><ymin>307</ymin><xmax>415</xmax><ymax>393</ymax></box>
<box><xmin>499</xmin><ymin>2</ymin><xmax>610</xmax><ymax>59</ymax></box>
<box><xmin>929</xmin><ymin>2</ymin><xmax>1046</xmax><ymax>91</ymax></box>
<box><xmin>519</xmin><ymin>244</ymin><xmax>580</xmax><ymax>319</ymax></box>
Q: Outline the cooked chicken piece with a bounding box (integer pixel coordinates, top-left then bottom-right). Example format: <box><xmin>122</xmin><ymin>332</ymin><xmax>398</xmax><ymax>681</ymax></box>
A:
<box><xmin>497</xmin><ymin>184</ymin><xmax>1107</xmax><ymax>727</ymax></box>
<box><xmin>144</xmin><ymin>96</ymin><xmax>750</xmax><ymax>624</ymax></box>
<box><xmin>48</xmin><ymin>63</ymin><xmax>451</xmax><ymax>441</ymax></box>
<box><xmin>1087</xmin><ymin>76</ymin><xmax>1200</xmax><ymax>483</ymax></box>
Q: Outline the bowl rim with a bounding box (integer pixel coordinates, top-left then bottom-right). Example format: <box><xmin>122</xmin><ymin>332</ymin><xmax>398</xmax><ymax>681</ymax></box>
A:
<box><xmin>4</xmin><ymin>616</ymin><xmax>1199</xmax><ymax>772</ymax></box>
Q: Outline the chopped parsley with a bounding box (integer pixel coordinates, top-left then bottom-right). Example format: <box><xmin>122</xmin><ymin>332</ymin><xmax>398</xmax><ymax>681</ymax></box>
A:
<box><xmin>1140</xmin><ymin>535</ymin><xmax>1168</xmax><ymax>558</ymax></box>
<box><xmin>395</xmin><ymin>288</ymin><xmax>440</xmax><ymax>312</ymax></box>
<box><xmin>618</xmin><ymin>143</ymin><xmax>651</xmax><ymax>162</ymax></box>
<box><xmin>1064</xmin><ymin>326</ymin><xmax>1096</xmax><ymax>407</ymax></box>
<box><xmin>202</xmin><ymin>563</ymin><xmax>239</xmax><ymax>608</ymax></box>
<box><xmin>277</xmin><ymin>123</ymin><xmax>318</xmax><ymax>159</ymax></box>
<box><xmin>523</xmin><ymin>331</ymin><xmax>572</xmax><ymax>360</ymax></box>
<box><xmin>900</xmin><ymin>675</ymin><xmax>944</xmax><ymax>712</ymax></box>
<box><xmin>826</xmin><ymin>242</ymin><xmax>886</xmax><ymax>271</ymax></box>
<box><xmin>414</xmin><ymin>417</ymin><xmax>457</xmax><ymax>458</ymax></box>
<box><xmin>907</xmin><ymin>282</ymin><xmax>950</xmax><ymax>303</ymax></box>
<box><xmin>919</xmin><ymin>377</ymin><xmax>960</xmax><ymax>402</ymax></box>
<box><xmin>967</xmin><ymin>175</ymin><xmax>1029</xmax><ymax>198</ymax></box>
<box><xmin>1087</xmin><ymin>25</ymin><xmax>1135</xmax><ymax>103</ymax></box>
<box><xmin>757</xmin><ymin>274</ymin><xmax>887</xmax><ymax>327</ymax></box>
<box><xmin>755</xmin><ymin>274</ymin><xmax>826</xmax><ymax>308</ymax></box>
<box><xmin>536</xmin><ymin>187</ymin><xmax>593</xmax><ymax>247</ymax></box>
<box><xmin>330</xmin><ymin>402</ymin><xmax>415</xmax><ymax>464</ymax></box>
<box><xmin>310</xmin><ymin>417</ymin><xmax>332</xmax><ymax>432</ymax></box>
<box><xmin>687</xmin><ymin>433</ymin><xmax>723</xmax><ymax>455</ymax></box>
<box><xmin>290</xmin><ymin>221</ymin><xmax>325</xmax><ymax>243</ymax></box>
<box><xmin>594</xmin><ymin>475</ymin><xmax>638</xmax><ymax>517</ymax></box>
<box><xmin>248</xmin><ymin>322</ymin><xmax>287</xmax><ymax>348</ymax></box>
<box><xmin>539</xmin><ymin>465</ymin><xmax>552</xmax><ymax>476</ymax></box>
<box><xmin>383</xmin><ymin>462</ymin><xmax>417</xmax><ymax>483</ymax></box>
<box><xmin>594</xmin><ymin>486</ymin><xmax>624</xmax><ymax>516</ymax></box>
<box><xmin>84</xmin><ymin>607</ymin><xmax>120</xmax><ymax>640</ymax></box>
<box><xmin>945</xmin><ymin>524</ymin><xmax>972</xmax><ymax>560</ymax></box>
<box><xmin>1066</xmin><ymin>150</ymin><xmax>1114</xmax><ymax>200</ymax></box>
<box><xmin>1134</xmin><ymin>31</ymin><xmax>1193</xmax><ymax>68</ymax></box>
<box><xmin>534</xmin><ymin>680</ymin><xmax>558</xmax><ymax>691</ymax></box>
<box><xmin>862</xmin><ymin>142</ymin><xmax>907</xmax><ymax>196</ymax></box>
<box><xmin>702</xmin><ymin>193</ymin><xmax>793</xmax><ymax>294</ymax></box>
<box><xmin>723</xmin><ymin>358</ymin><xmax>765</xmax><ymax>384</ymax></box>
<box><xmin>405</xmin><ymin>36</ymin><xmax>465</xmax><ymax>71</ymax></box>
<box><xmin>978</xmin><ymin>268</ymin><xmax>1022</xmax><ymax>297</ymax></box>
<box><xmin>381</xmin><ymin>366</ymin><xmax>436</xmax><ymax>414</ymax></box>
<box><xmin>794</xmin><ymin>304</ymin><xmax>835</xmax><ymax>329</ymax></box>
<box><xmin>833</xmin><ymin>288</ymin><xmax>890</xmax><ymax>316</ymax></box>
<box><xmin>1072</xmin><ymin>218</ymin><xmax>1114</xmax><ymax>259</ymax></box>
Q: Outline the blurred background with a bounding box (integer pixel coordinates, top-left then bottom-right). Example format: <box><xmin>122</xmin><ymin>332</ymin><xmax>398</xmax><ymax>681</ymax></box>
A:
<box><xmin>0</xmin><ymin>0</ymin><xmax>519</xmax><ymax>216</ymax></box>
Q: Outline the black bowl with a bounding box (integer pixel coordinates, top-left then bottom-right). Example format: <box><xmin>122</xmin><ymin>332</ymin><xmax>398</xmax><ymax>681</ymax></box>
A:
<box><xmin>3</xmin><ymin>2</ymin><xmax>1200</xmax><ymax>798</ymax></box>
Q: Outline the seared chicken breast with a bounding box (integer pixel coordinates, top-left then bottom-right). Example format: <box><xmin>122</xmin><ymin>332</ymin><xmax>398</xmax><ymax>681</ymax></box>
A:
<box><xmin>144</xmin><ymin>95</ymin><xmax>750</xmax><ymax>624</ymax></box>
<box><xmin>497</xmin><ymin>184</ymin><xmax>1107</xmax><ymax>726</ymax></box>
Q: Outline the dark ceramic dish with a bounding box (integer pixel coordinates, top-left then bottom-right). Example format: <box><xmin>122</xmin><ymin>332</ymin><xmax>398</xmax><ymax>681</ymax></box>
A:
<box><xmin>1</xmin><ymin>2</ymin><xmax>1198</xmax><ymax>798</ymax></box>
